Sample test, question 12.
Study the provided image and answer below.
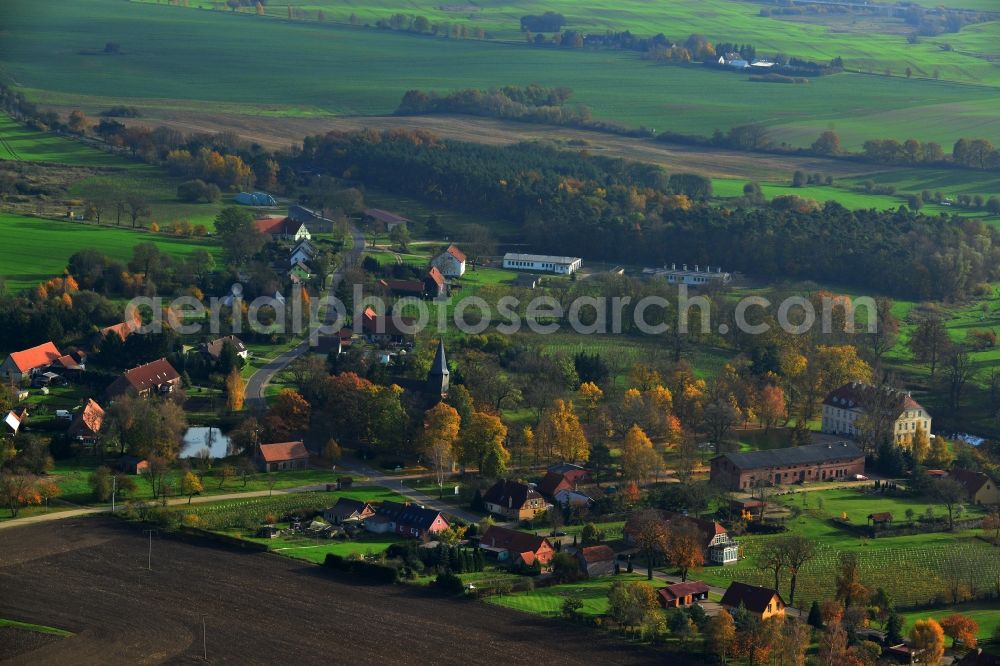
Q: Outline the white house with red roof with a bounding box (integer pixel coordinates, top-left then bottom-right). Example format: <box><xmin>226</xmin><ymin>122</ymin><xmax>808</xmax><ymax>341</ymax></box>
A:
<box><xmin>431</xmin><ymin>244</ymin><xmax>466</xmax><ymax>277</ymax></box>
<box><xmin>0</xmin><ymin>341</ymin><xmax>63</xmax><ymax>383</ymax></box>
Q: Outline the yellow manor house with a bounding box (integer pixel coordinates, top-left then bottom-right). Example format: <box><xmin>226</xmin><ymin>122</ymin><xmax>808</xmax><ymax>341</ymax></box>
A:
<box><xmin>821</xmin><ymin>382</ymin><xmax>932</xmax><ymax>445</ymax></box>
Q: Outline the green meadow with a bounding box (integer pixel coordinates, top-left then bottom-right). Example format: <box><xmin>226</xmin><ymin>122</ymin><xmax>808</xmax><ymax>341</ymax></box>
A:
<box><xmin>2</xmin><ymin>0</ymin><xmax>999</xmax><ymax>149</ymax></box>
<box><xmin>0</xmin><ymin>213</ymin><xmax>220</xmax><ymax>293</ymax></box>
<box><xmin>0</xmin><ymin>115</ymin><xmax>129</xmax><ymax>167</ymax></box>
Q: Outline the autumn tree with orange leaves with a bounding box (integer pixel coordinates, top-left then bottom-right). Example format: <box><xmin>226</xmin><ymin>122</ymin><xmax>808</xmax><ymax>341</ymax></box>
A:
<box><xmin>939</xmin><ymin>614</ymin><xmax>978</xmax><ymax>649</ymax></box>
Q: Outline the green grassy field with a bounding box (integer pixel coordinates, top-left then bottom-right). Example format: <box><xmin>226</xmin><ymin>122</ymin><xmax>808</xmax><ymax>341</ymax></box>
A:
<box><xmin>249</xmin><ymin>531</ymin><xmax>401</xmax><ymax>563</ymax></box>
<box><xmin>486</xmin><ymin>573</ymin><xmax>667</xmax><ymax>617</ymax></box>
<box><xmin>0</xmin><ymin>213</ymin><xmax>220</xmax><ymax>293</ymax></box>
<box><xmin>4</xmin><ymin>0</ymin><xmax>1000</xmax><ymax>149</ymax></box>
<box><xmin>899</xmin><ymin>603</ymin><xmax>1000</xmax><ymax>645</ymax></box>
<box><xmin>0</xmin><ymin>115</ymin><xmax>130</xmax><ymax>166</ymax></box>
<box><xmin>0</xmin><ymin>618</ymin><xmax>74</xmax><ymax>637</ymax></box>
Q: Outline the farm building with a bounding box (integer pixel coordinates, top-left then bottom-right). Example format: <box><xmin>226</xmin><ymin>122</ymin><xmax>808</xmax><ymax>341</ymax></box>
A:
<box><xmin>575</xmin><ymin>545</ymin><xmax>616</xmax><ymax>577</ymax></box>
<box><xmin>502</xmin><ymin>253</ymin><xmax>581</xmax><ymax>275</ymax></box>
<box><xmin>642</xmin><ymin>263</ymin><xmax>731</xmax><ymax>286</ymax></box>
<box><xmin>0</xmin><ymin>341</ymin><xmax>63</xmax><ymax>383</ymax></box>
<box><xmin>93</xmin><ymin>320</ymin><xmax>138</xmax><ymax>348</ymax></box>
<box><xmin>255</xmin><ymin>441</ymin><xmax>309</xmax><ymax>472</ymax></box>
<box><xmin>720</xmin><ymin>582</ymin><xmax>785</xmax><ymax>619</ymax></box>
<box><xmin>202</xmin><ymin>335</ymin><xmax>249</xmax><ymax>362</ymax></box>
<box><xmin>234</xmin><ymin>191</ymin><xmax>276</xmax><ymax>206</ymax></box>
<box><xmin>363</xmin><ymin>208</ymin><xmax>410</xmax><ymax>231</ymax></box>
<box><xmin>323</xmin><ymin>498</ymin><xmax>375</xmax><ymax>525</ymax></box>
<box><xmin>105</xmin><ymin>358</ymin><xmax>181</xmax><ymax>401</ymax></box>
<box><xmin>821</xmin><ymin>382</ymin><xmax>931</xmax><ymax>446</ymax></box>
<box><xmin>431</xmin><ymin>244</ymin><xmax>466</xmax><ymax>277</ymax></box>
<box><xmin>624</xmin><ymin>510</ymin><xmax>738</xmax><ymax>565</ymax></box>
<box><xmin>366</xmin><ymin>501</ymin><xmax>448</xmax><ymax>539</ymax></box>
<box><xmin>658</xmin><ymin>581</ymin><xmax>710</xmax><ymax>609</ymax></box>
<box><xmin>289</xmin><ymin>240</ymin><xmax>316</xmax><ymax>266</ymax></box>
<box><xmin>360</xmin><ymin>307</ymin><xmax>416</xmax><ymax>346</ymax></box>
<box><xmin>378</xmin><ymin>268</ymin><xmax>445</xmax><ymax>299</ymax></box>
<box><xmin>710</xmin><ymin>442</ymin><xmax>865</xmax><ymax>491</ymax></box>
<box><xmin>286</xmin><ymin>205</ymin><xmax>334</xmax><ymax>233</ymax></box>
<box><xmin>67</xmin><ymin>398</ymin><xmax>104</xmax><ymax>443</ymax></box>
<box><xmin>479</xmin><ymin>526</ymin><xmax>554</xmax><ymax>568</ymax></box>
<box><xmin>512</xmin><ymin>273</ymin><xmax>540</xmax><ymax>289</ymax></box>
<box><xmin>254</xmin><ymin>216</ymin><xmax>311</xmax><ymax>242</ymax></box>
<box><xmin>482</xmin><ymin>480</ymin><xmax>548</xmax><ymax>521</ymax></box>
<box><xmin>948</xmin><ymin>469</ymin><xmax>1000</xmax><ymax>505</ymax></box>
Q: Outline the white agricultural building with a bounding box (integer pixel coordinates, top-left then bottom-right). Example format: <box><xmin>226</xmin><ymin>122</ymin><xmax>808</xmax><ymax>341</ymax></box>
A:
<box><xmin>643</xmin><ymin>263</ymin><xmax>731</xmax><ymax>286</ymax></box>
<box><xmin>503</xmin><ymin>253</ymin><xmax>582</xmax><ymax>275</ymax></box>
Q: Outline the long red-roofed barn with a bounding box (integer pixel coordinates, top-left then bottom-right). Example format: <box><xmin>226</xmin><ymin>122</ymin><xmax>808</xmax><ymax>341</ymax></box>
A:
<box><xmin>105</xmin><ymin>358</ymin><xmax>181</xmax><ymax>400</ymax></box>
<box><xmin>710</xmin><ymin>442</ymin><xmax>865</xmax><ymax>491</ymax></box>
<box><xmin>0</xmin><ymin>341</ymin><xmax>62</xmax><ymax>383</ymax></box>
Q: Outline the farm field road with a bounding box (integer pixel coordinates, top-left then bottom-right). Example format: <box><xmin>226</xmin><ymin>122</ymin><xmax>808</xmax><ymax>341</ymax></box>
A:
<box><xmin>0</xmin><ymin>518</ymin><xmax>669</xmax><ymax>665</ymax></box>
<box><xmin>244</xmin><ymin>220</ymin><xmax>364</xmax><ymax>410</ymax></box>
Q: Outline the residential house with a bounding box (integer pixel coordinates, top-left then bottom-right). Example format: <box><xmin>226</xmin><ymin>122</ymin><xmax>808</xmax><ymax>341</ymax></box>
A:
<box><xmin>482</xmin><ymin>480</ymin><xmax>548</xmax><ymax>521</ymax></box>
<box><xmin>538</xmin><ymin>464</ymin><xmax>589</xmax><ymax>498</ymax></box>
<box><xmin>425</xmin><ymin>267</ymin><xmax>446</xmax><ymax>298</ymax></box>
<box><xmin>202</xmin><ymin>335</ymin><xmax>249</xmax><ymax>362</ymax></box>
<box><xmin>50</xmin><ymin>351</ymin><xmax>86</xmax><ymax>376</ymax></box>
<box><xmin>4</xmin><ymin>407</ymin><xmax>27</xmax><ymax>435</ymax></box>
<box><xmin>286</xmin><ymin>205</ymin><xmax>333</xmax><ymax>233</ymax></box>
<box><xmin>575</xmin><ymin>545</ymin><xmax>616</xmax><ymax>577</ymax></box>
<box><xmin>0</xmin><ymin>341</ymin><xmax>63</xmax><ymax>383</ymax></box>
<box><xmin>363</xmin><ymin>208</ymin><xmax>410</xmax><ymax>231</ymax></box>
<box><xmin>658</xmin><ymin>581</ymin><xmax>710</xmax><ymax>609</ymax></box>
<box><xmin>360</xmin><ymin>307</ymin><xmax>416</xmax><ymax>346</ymax></box>
<box><xmin>365</xmin><ymin>501</ymin><xmax>448</xmax><ymax>539</ymax></box>
<box><xmin>821</xmin><ymin>382</ymin><xmax>931</xmax><ymax>446</ymax></box>
<box><xmin>67</xmin><ymin>398</ymin><xmax>104</xmax><ymax>443</ymax></box>
<box><xmin>323</xmin><ymin>497</ymin><xmax>375</xmax><ymax>525</ymax></box>
<box><xmin>479</xmin><ymin>525</ymin><xmax>554</xmax><ymax>568</ymax></box>
<box><xmin>949</xmin><ymin>469</ymin><xmax>1000</xmax><ymax>505</ymax></box>
<box><xmin>255</xmin><ymin>216</ymin><xmax>311</xmax><ymax>242</ymax></box>
<box><xmin>502</xmin><ymin>253</ymin><xmax>582</xmax><ymax>275</ymax></box>
<box><xmin>720</xmin><ymin>582</ymin><xmax>786</xmax><ymax>619</ymax></box>
<box><xmin>624</xmin><ymin>510</ymin><xmax>739</xmax><ymax>565</ymax></box>
<box><xmin>547</xmin><ymin>462</ymin><xmax>590</xmax><ymax>485</ymax></box>
<box><xmin>289</xmin><ymin>240</ymin><xmax>316</xmax><ymax>266</ymax></box>
<box><xmin>94</xmin><ymin>320</ymin><xmax>138</xmax><ymax>349</ymax></box>
<box><xmin>431</xmin><ymin>244</ymin><xmax>466</xmax><ymax>277</ymax></box>
<box><xmin>710</xmin><ymin>442</ymin><xmax>865</xmax><ymax>491</ymax></box>
<box><xmin>105</xmin><ymin>358</ymin><xmax>181</xmax><ymax>401</ymax></box>
<box><xmin>554</xmin><ymin>488</ymin><xmax>593</xmax><ymax>509</ymax></box>
<box><xmin>255</xmin><ymin>441</ymin><xmax>310</xmax><ymax>472</ymax></box>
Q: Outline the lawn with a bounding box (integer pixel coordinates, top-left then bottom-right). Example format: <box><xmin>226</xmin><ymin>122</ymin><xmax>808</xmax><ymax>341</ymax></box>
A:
<box><xmin>254</xmin><ymin>531</ymin><xmax>402</xmax><ymax>564</ymax></box>
<box><xmin>487</xmin><ymin>573</ymin><xmax>666</xmax><ymax>618</ymax></box>
<box><xmin>0</xmin><ymin>618</ymin><xmax>74</xmax><ymax>637</ymax></box>
<box><xmin>4</xmin><ymin>0</ymin><xmax>1000</xmax><ymax>149</ymax></box>
<box><xmin>775</xmin><ymin>486</ymin><xmax>989</xmax><ymax>527</ymax></box>
<box><xmin>0</xmin><ymin>114</ymin><xmax>130</xmax><ymax>167</ymax></box>
<box><xmin>899</xmin><ymin>603</ymin><xmax>1000</xmax><ymax>645</ymax></box>
<box><xmin>0</xmin><ymin>213</ymin><xmax>220</xmax><ymax>293</ymax></box>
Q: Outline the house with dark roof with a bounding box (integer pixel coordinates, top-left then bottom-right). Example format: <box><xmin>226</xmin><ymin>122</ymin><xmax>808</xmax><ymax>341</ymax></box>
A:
<box><xmin>710</xmin><ymin>442</ymin><xmax>865</xmax><ymax>491</ymax></box>
<box><xmin>323</xmin><ymin>497</ymin><xmax>375</xmax><ymax>525</ymax></box>
<box><xmin>366</xmin><ymin>501</ymin><xmax>448</xmax><ymax>539</ymax></box>
<box><xmin>624</xmin><ymin>510</ymin><xmax>738</xmax><ymax>565</ymax></box>
<box><xmin>575</xmin><ymin>545</ymin><xmax>616</xmax><ymax>577</ymax></box>
<box><xmin>255</xmin><ymin>441</ymin><xmax>309</xmax><ymax>472</ymax></box>
<box><xmin>658</xmin><ymin>581</ymin><xmax>710</xmax><ymax>608</ymax></box>
<box><xmin>431</xmin><ymin>244</ymin><xmax>466</xmax><ymax>277</ymax></box>
<box><xmin>479</xmin><ymin>525</ymin><xmax>554</xmax><ymax>568</ymax></box>
<box><xmin>68</xmin><ymin>399</ymin><xmax>104</xmax><ymax>443</ymax></box>
<box><xmin>482</xmin><ymin>480</ymin><xmax>548</xmax><ymax>521</ymax></box>
<box><xmin>948</xmin><ymin>469</ymin><xmax>1000</xmax><ymax>505</ymax></box>
<box><xmin>289</xmin><ymin>239</ymin><xmax>316</xmax><ymax>266</ymax></box>
<box><xmin>537</xmin><ymin>464</ymin><xmax>590</xmax><ymax>498</ymax></box>
<box><xmin>286</xmin><ymin>205</ymin><xmax>334</xmax><ymax>233</ymax></box>
<box><xmin>202</xmin><ymin>335</ymin><xmax>249</xmax><ymax>362</ymax></box>
<box><xmin>821</xmin><ymin>382</ymin><xmax>931</xmax><ymax>446</ymax></box>
<box><xmin>0</xmin><ymin>341</ymin><xmax>63</xmax><ymax>383</ymax></box>
<box><xmin>118</xmin><ymin>455</ymin><xmax>150</xmax><ymax>475</ymax></box>
<box><xmin>720</xmin><ymin>582</ymin><xmax>785</xmax><ymax>619</ymax></box>
<box><xmin>363</xmin><ymin>208</ymin><xmax>410</xmax><ymax>231</ymax></box>
<box><xmin>105</xmin><ymin>358</ymin><xmax>181</xmax><ymax>400</ymax></box>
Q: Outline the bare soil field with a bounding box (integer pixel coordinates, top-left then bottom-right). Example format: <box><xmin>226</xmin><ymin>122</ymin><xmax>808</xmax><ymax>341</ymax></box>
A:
<box><xmin>79</xmin><ymin>108</ymin><xmax>888</xmax><ymax>182</ymax></box>
<box><xmin>0</xmin><ymin>518</ymin><xmax>669</xmax><ymax>665</ymax></box>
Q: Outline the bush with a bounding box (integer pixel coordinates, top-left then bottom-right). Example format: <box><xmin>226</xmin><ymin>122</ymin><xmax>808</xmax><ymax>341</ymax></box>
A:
<box><xmin>324</xmin><ymin>553</ymin><xmax>399</xmax><ymax>584</ymax></box>
<box><xmin>433</xmin><ymin>571</ymin><xmax>465</xmax><ymax>596</ymax></box>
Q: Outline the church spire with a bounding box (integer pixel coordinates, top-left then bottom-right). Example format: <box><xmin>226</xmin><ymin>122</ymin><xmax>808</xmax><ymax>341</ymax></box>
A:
<box><xmin>428</xmin><ymin>338</ymin><xmax>450</xmax><ymax>396</ymax></box>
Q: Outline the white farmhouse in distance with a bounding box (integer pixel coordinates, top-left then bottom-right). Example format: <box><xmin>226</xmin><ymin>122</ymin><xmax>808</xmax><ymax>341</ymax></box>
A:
<box><xmin>431</xmin><ymin>244</ymin><xmax>466</xmax><ymax>277</ymax></box>
<box><xmin>503</xmin><ymin>253</ymin><xmax>582</xmax><ymax>275</ymax></box>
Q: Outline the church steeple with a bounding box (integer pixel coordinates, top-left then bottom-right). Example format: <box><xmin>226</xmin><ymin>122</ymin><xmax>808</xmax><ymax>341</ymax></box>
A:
<box><xmin>427</xmin><ymin>339</ymin><xmax>450</xmax><ymax>397</ymax></box>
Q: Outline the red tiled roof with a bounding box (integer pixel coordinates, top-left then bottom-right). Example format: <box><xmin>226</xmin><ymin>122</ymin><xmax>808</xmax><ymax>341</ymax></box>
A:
<box><xmin>868</xmin><ymin>512</ymin><xmax>893</xmax><ymax>522</ymax></box>
<box><xmin>7</xmin><ymin>342</ymin><xmax>62</xmax><ymax>373</ymax></box>
<box><xmin>426</xmin><ymin>266</ymin><xmax>446</xmax><ymax>289</ymax></box>
<box><xmin>254</xmin><ymin>216</ymin><xmax>298</xmax><ymax>236</ymax></box>
<box><xmin>949</xmin><ymin>468</ymin><xmax>993</xmax><ymax>496</ymax></box>
<box><xmin>259</xmin><ymin>441</ymin><xmax>309</xmax><ymax>463</ymax></box>
<box><xmin>823</xmin><ymin>382</ymin><xmax>924</xmax><ymax>415</ymax></box>
<box><xmin>537</xmin><ymin>471</ymin><xmax>572</xmax><ymax>497</ymax></box>
<box><xmin>68</xmin><ymin>399</ymin><xmax>104</xmax><ymax>437</ymax></box>
<box><xmin>100</xmin><ymin>320</ymin><xmax>137</xmax><ymax>342</ymax></box>
<box><xmin>577</xmin><ymin>545</ymin><xmax>615</xmax><ymax>563</ymax></box>
<box><xmin>480</xmin><ymin>525</ymin><xmax>551</xmax><ymax>556</ymax></box>
<box><xmin>659</xmin><ymin>581</ymin><xmax>710</xmax><ymax>602</ymax></box>
<box><xmin>106</xmin><ymin>358</ymin><xmax>180</xmax><ymax>398</ymax></box>
<box><xmin>445</xmin><ymin>244</ymin><xmax>466</xmax><ymax>263</ymax></box>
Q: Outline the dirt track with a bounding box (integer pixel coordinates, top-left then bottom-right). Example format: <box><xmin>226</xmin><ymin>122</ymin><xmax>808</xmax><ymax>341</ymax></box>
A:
<box><xmin>0</xmin><ymin>519</ymin><xmax>668</xmax><ymax>665</ymax></box>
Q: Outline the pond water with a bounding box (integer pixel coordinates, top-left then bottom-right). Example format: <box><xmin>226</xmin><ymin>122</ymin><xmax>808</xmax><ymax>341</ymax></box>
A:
<box><xmin>180</xmin><ymin>426</ymin><xmax>231</xmax><ymax>459</ymax></box>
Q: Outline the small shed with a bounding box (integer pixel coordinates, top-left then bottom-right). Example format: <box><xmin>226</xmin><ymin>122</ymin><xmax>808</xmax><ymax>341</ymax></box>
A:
<box><xmin>868</xmin><ymin>512</ymin><xmax>893</xmax><ymax>527</ymax></box>
<box><xmin>118</xmin><ymin>456</ymin><xmax>150</xmax><ymax>475</ymax></box>
<box><xmin>575</xmin><ymin>545</ymin><xmax>616</xmax><ymax>577</ymax></box>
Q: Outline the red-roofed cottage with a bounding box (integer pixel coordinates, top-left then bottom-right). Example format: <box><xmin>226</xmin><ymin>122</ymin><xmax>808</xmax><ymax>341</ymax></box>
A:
<box><xmin>256</xmin><ymin>441</ymin><xmax>310</xmax><ymax>472</ymax></box>
<box><xmin>432</xmin><ymin>244</ymin><xmax>466</xmax><ymax>277</ymax></box>
<box><xmin>1</xmin><ymin>342</ymin><xmax>63</xmax><ymax>383</ymax></box>
<box><xmin>479</xmin><ymin>525</ymin><xmax>555</xmax><ymax>568</ymax></box>
<box><xmin>105</xmin><ymin>358</ymin><xmax>181</xmax><ymax>400</ymax></box>
<box><xmin>255</xmin><ymin>216</ymin><xmax>311</xmax><ymax>241</ymax></box>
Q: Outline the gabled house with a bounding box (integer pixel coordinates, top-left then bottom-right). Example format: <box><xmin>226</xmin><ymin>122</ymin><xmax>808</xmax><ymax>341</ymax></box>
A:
<box><xmin>537</xmin><ymin>467</ymin><xmax>588</xmax><ymax>498</ymax></box>
<box><xmin>575</xmin><ymin>545</ymin><xmax>616</xmax><ymax>577</ymax></box>
<box><xmin>94</xmin><ymin>320</ymin><xmax>138</xmax><ymax>349</ymax></box>
<box><xmin>286</xmin><ymin>205</ymin><xmax>334</xmax><ymax>233</ymax></box>
<box><xmin>50</xmin><ymin>351</ymin><xmax>86</xmax><ymax>375</ymax></box>
<box><xmin>360</xmin><ymin>307</ymin><xmax>416</xmax><ymax>346</ymax></box>
<box><xmin>323</xmin><ymin>497</ymin><xmax>376</xmax><ymax>525</ymax></box>
<box><xmin>547</xmin><ymin>462</ymin><xmax>590</xmax><ymax>485</ymax></box>
<box><xmin>289</xmin><ymin>239</ymin><xmax>316</xmax><ymax>266</ymax></box>
<box><xmin>948</xmin><ymin>469</ymin><xmax>1000</xmax><ymax>505</ymax></box>
<box><xmin>479</xmin><ymin>525</ymin><xmax>554</xmax><ymax>568</ymax></box>
<box><xmin>431</xmin><ymin>244</ymin><xmax>466</xmax><ymax>277</ymax></box>
<box><xmin>202</xmin><ymin>335</ymin><xmax>249</xmax><ymax>362</ymax></box>
<box><xmin>624</xmin><ymin>510</ymin><xmax>738</xmax><ymax>565</ymax></box>
<box><xmin>4</xmin><ymin>407</ymin><xmax>27</xmax><ymax>435</ymax></box>
<box><xmin>67</xmin><ymin>398</ymin><xmax>104</xmax><ymax>442</ymax></box>
<box><xmin>255</xmin><ymin>441</ymin><xmax>309</xmax><ymax>472</ymax></box>
<box><xmin>255</xmin><ymin>216</ymin><xmax>311</xmax><ymax>242</ymax></box>
<box><xmin>365</xmin><ymin>501</ymin><xmax>448</xmax><ymax>539</ymax></box>
<box><xmin>720</xmin><ymin>582</ymin><xmax>785</xmax><ymax>619</ymax></box>
<box><xmin>425</xmin><ymin>267</ymin><xmax>446</xmax><ymax>298</ymax></box>
<box><xmin>658</xmin><ymin>581</ymin><xmax>710</xmax><ymax>608</ymax></box>
<box><xmin>482</xmin><ymin>479</ymin><xmax>548</xmax><ymax>521</ymax></box>
<box><xmin>105</xmin><ymin>358</ymin><xmax>181</xmax><ymax>401</ymax></box>
<box><xmin>0</xmin><ymin>341</ymin><xmax>63</xmax><ymax>383</ymax></box>
<box><xmin>821</xmin><ymin>382</ymin><xmax>931</xmax><ymax>446</ymax></box>
<box><xmin>363</xmin><ymin>208</ymin><xmax>410</xmax><ymax>231</ymax></box>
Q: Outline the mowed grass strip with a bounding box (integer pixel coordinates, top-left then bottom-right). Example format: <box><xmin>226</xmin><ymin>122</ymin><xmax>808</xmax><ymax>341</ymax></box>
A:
<box><xmin>487</xmin><ymin>574</ymin><xmax>667</xmax><ymax>618</ymax></box>
<box><xmin>0</xmin><ymin>213</ymin><xmax>220</xmax><ymax>293</ymax></box>
<box><xmin>0</xmin><ymin>618</ymin><xmax>74</xmax><ymax>637</ymax></box>
<box><xmin>0</xmin><ymin>115</ymin><xmax>131</xmax><ymax>167</ymax></box>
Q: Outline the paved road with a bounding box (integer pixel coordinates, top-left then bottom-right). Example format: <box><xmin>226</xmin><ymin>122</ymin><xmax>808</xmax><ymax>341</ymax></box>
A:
<box><xmin>245</xmin><ymin>221</ymin><xmax>364</xmax><ymax>409</ymax></box>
